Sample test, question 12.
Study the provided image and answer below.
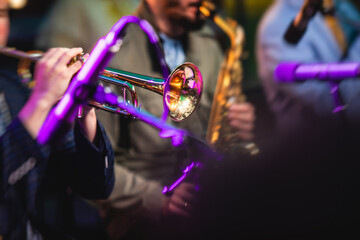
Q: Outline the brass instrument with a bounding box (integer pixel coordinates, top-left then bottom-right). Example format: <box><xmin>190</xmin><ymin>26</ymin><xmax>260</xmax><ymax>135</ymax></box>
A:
<box><xmin>200</xmin><ymin>1</ymin><xmax>259</xmax><ymax>155</ymax></box>
<box><xmin>0</xmin><ymin>47</ymin><xmax>202</xmax><ymax>121</ymax></box>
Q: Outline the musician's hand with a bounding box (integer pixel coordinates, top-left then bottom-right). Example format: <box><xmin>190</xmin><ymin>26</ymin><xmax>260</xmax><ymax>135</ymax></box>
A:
<box><xmin>64</xmin><ymin>53</ymin><xmax>100</xmax><ymax>143</ymax></box>
<box><xmin>32</xmin><ymin>47</ymin><xmax>84</xmax><ymax>106</ymax></box>
<box><xmin>228</xmin><ymin>102</ymin><xmax>255</xmax><ymax>141</ymax></box>
<box><xmin>162</xmin><ymin>182</ymin><xmax>197</xmax><ymax>219</ymax></box>
<box><xmin>19</xmin><ymin>47</ymin><xmax>84</xmax><ymax>138</ymax></box>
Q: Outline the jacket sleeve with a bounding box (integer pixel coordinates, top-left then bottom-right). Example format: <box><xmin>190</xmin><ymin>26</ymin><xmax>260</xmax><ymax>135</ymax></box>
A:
<box><xmin>1</xmin><ymin>118</ymin><xmax>51</xmax><ymax>197</ymax></box>
<box><xmin>1</xmin><ymin>118</ymin><xmax>51</xmax><ymax>238</ymax></box>
<box><xmin>99</xmin><ymin>163</ymin><xmax>166</xmax><ymax>227</ymax></box>
<box><xmin>67</xmin><ymin>120</ymin><xmax>115</xmax><ymax>200</ymax></box>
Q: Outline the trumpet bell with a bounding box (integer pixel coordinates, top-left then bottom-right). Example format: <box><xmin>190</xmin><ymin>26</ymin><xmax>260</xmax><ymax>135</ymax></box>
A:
<box><xmin>165</xmin><ymin>63</ymin><xmax>203</xmax><ymax>121</ymax></box>
<box><xmin>101</xmin><ymin>62</ymin><xmax>203</xmax><ymax>121</ymax></box>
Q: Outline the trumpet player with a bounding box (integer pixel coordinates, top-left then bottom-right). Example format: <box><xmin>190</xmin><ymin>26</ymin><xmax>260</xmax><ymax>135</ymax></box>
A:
<box><xmin>0</xmin><ymin>0</ymin><xmax>115</xmax><ymax>239</ymax></box>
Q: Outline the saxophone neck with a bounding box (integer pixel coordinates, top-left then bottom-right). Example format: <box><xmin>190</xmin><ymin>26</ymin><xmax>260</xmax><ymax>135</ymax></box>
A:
<box><xmin>200</xmin><ymin>1</ymin><xmax>244</xmax><ymax>49</ymax></box>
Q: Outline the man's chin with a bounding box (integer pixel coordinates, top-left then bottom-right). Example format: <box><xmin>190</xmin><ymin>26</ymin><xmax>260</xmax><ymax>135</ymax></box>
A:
<box><xmin>183</xmin><ymin>18</ymin><xmax>205</xmax><ymax>31</ymax></box>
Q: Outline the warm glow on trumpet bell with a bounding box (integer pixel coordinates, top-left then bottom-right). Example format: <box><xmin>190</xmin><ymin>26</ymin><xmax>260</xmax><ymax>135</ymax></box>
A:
<box><xmin>167</xmin><ymin>69</ymin><xmax>184</xmax><ymax>112</ymax></box>
<box><xmin>8</xmin><ymin>0</ymin><xmax>27</xmax><ymax>9</ymax></box>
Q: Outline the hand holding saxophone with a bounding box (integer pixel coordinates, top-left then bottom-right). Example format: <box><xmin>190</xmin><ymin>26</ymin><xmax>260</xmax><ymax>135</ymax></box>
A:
<box><xmin>228</xmin><ymin>102</ymin><xmax>256</xmax><ymax>141</ymax></box>
<box><xmin>162</xmin><ymin>182</ymin><xmax>197</xmax><ymax>219</ymax></box>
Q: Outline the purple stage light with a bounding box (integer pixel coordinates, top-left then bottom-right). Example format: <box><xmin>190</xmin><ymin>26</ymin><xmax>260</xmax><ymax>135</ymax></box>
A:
<box><xmin>93</xmin><ymin>85</ymin><xmax>187</xmax><ymax>146</ymax></box>
<box><xmin>275</xmin><ymin>62</ymin><xmax>360</xmax><ymax>82</ymax></box>
<box><xmin>162</xmin><ymin>162</ymin><xmax>199</xmax><ymax>194</ymax></box>
<box><xmin>274</xmin><ymin>61</ymin><xmax>360</xmax><ymax>113</ymax></box>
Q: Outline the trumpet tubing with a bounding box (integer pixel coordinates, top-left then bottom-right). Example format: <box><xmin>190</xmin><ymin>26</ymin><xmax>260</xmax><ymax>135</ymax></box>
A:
<box><xmin>0</xmin><ymin>47</ymin><xmax>203</xmax><ymax>121</ymax></box>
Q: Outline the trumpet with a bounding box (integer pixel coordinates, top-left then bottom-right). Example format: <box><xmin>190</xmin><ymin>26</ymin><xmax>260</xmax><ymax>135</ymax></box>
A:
<box><xmin>0</xmin><ymin>47</ymin><xmax>203</xmax><ymax>121</ymax></box>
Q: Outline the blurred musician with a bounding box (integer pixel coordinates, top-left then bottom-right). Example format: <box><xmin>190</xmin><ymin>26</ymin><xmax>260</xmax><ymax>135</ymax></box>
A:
<box><xmin>0</xmin><ymin>0</ymin><xmax>114</xmax><ymax>239</ymax></box>
<box><xmin>251</xmin><ymin>0</ymin><xmax>360</xmax><ymax>237</ymax></box>
<box><xmin>257</xmin><ymin>0</ymin><xmax>360</xmax><ymax>136</ymax></box>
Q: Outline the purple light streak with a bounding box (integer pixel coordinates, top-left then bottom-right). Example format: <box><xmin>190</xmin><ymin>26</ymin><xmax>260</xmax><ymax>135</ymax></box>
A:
<box><xmin>275</xmin><ymin>62</ymin><xmax>360</xmax><ymax>82</ymax></box>
<box><xmin>93</xmin><ymin>85</ymin><xmax>187</xmax><ymax>146</ymax></box>
<box><xmin>162</xmin><ymin>162</ymin><xmax>198</xmax><ymax>194</ymax></box>
<box><xmin>274</xmin><ymin>61</ymin><xmax>360</xmax><ymax>114</ymax></box>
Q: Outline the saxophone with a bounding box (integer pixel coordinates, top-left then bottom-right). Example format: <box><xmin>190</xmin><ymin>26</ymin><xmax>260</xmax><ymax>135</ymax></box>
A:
<box><xmin>200</xmin><ymin>1</ymin><xmax>259</xmax><ymax>155</ymax></box>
